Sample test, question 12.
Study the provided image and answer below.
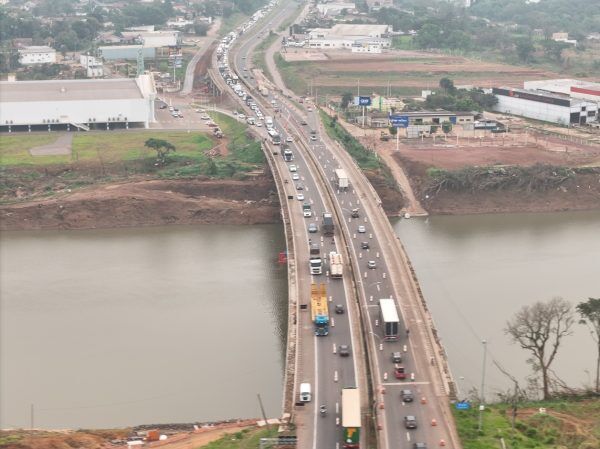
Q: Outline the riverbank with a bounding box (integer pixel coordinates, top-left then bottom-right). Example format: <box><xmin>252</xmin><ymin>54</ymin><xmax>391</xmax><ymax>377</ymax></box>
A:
<box><xmin>0</xmin><ymin>177</ymin><xmax>280</xmax><ymax>231</ymax></box>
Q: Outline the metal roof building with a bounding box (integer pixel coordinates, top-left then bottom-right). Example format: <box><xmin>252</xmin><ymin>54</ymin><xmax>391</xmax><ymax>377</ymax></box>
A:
<box><xmin>0</xmin><ymin>76</ymin><xmax>156</xmax><ymax>131</ymax></box>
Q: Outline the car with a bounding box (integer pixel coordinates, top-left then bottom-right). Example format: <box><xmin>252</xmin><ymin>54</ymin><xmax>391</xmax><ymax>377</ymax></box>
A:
<box><xmin>296</xmin><ymin>184</ymin><xmax>304</xmax><ymax>190</ymax></box>
<box><xmin>308</xmin><ymin>223</ymin><xmax>318</xmax><ymax>233</ymax></box>
<box><xmin>242</xmin><ymin>56</ymin><xmax>246</xmax><ymax>59</ymax></box>
<box><xmin>335</xmin><ymin>304</ymin><xmax>344</xmax><ymax>314</ymax></box>
<box><xmin>351</xmin><ymin>208</ymin><xmax>360</xmax><ymax>218</ymax></box>
<box><xmin>200</xmin><ymin>114</ymin><xmax>211</xmax><ymax>120</ymax></box>
<box><xmin>310</xmin><ymin>135</ymin><xmax>317</xmax><ymax>141</ymax></box>
<box><xmin>339</xmin><ymin>345</ymin><xmax>350</xmax><ymax>357</ymax></box>
<box><xmin>361</xmin><ymin>241</ymin><xmax>369</xmax><ymax>250</ymax></box>
<box><xmin>357</xmin><ymin>225</ymin><xmax>366</xmax><ymax>233</ymax></box>
<box><xmin>413</xmin><ymin>444</ymin><xmax>427</xmax><ymax>449</ymax></box>
<box><xmin>159</xmin><ymin>103</ymin><xmax>167</xmax><ymax>109</ymax></box>
<box><xmin>286</xmin><ymin>136</ymin><xmax>294</xmax><ymax>142</ymax></box>
<box><xmin>401</xmin><ymin>389</ymin><xmax>414</xmax><ymax>402</ymax></box>
<box><xmin>296</xmin><ymin>193</ymin><xmax>304</xmax><ymax>201</ymax></box>
<box><xmin>391</xmin><ymin>352</ymin><xmax>402</xmax><ymax>363</ymax></box>
<box><xmin>168</xmin><ymin>106</ymin><xmax>174</xmax><ymax>112</ymax></box>
<box><xmin>291</xmin><ymin>173</ymin><xmax>300</xmax><ymax>181</ymax></box>
<box><xmin>289</xmin><ymin>165</ymin><xmax>297</xmax><ymax>172</ymax></box>
<box><xmin>404</xmin><ymin>416</ymin><xmax>418</xmax><ymax>429</ymax></box>
<box><xmin>243</xmin><ymin>75</ymin><xmax>248</xmax><ymax>78</ymax></box>
<box><xmin>367</xmin><ymin>260</ymin><xmax>377</xmax><ymax>269</ymax></box>
<box><xmin>307</xmin><ymin>106</ymin><xmax>313</xmax><ymax>111</ymax></box>
<box><xmin>256</xmin><ymin>122</ymin><xmax>263</xmax><ymax>127</ymax></box>
<box><xmin>300</xmin><ymin>120</ymin><xmax>307</xmax><ymax>125</ymax></box>
<box><xmin>178</xmin><ymin>113</ymin><xmax>184</xmax><ymax>118</ymax></box>
<box><xmin>394</xmin><ymin>365</ymin><xmax>406</xmax><ymax>379</ymax></box>
<box><xmin>207</xmin><ymin>122</ymin><xmax>218</xmax><ymax>127</ymax></box>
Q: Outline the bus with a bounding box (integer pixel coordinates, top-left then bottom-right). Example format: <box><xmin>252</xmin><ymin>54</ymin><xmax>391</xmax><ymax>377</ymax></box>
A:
<box><xmin>342</xmin><ymin>387</ymin><xmax>361</xmax><ymax>448</ymax></box>
<box><xmin>268</xmin><ymin>128</ymin><xmax>281</xmax><ymax>145</ymax></box>
<box><xmin>379</xmin><ymin>298</ymin><xmax>399</xmax><ymax>340</ymax></box>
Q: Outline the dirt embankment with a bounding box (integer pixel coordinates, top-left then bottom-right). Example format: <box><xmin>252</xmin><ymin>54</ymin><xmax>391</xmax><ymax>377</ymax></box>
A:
<box><xmin>397</xmin><ymin>154</ymin><xmax>600</xmax><ymax>215</ymax></box>
<box><xmin>365</xmin><ymin>170</ymin><xmax>405</xmax><ymax>216</ymax></box>
<box><xmin>0</xmin><ymin>177</ymin><xmax>281</xmax><ymax>231</ymax></box>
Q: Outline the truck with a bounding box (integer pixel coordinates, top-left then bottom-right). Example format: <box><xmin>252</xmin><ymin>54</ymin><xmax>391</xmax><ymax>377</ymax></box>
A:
<box><xmin>379</xmin><ymin>298</ymin><xmax>400</xmax><ymax>340</ymax></box>
<box><xmin>309</xmin><ymin>241</ymin><xmax>322</xmax><ymax>274</ymax></box>
<box><xmin>342</xmin><ymin>388</ymin><xmax>361</xmax><ymax>448</ymax></box>
<box><xmin>246</xmin><ymin>117</ymin><xmax>255</xmax><ymax>125</ymax></box>
<box><xmin>267</xmin><ymin>128</ymin><xmax>281</xmax><ymax>144</ymax></box>
<box><xmin>310</xmin><ymin>243</ymin><xmax>320</xmax><ymax>257</ymax></box>
<box><xmin>322</xmin><ymin>213</ymin><xmax>334</xmax><ymax>236</ymax></box>
<box><xmin>310</xmin><ymin>283</ymin><xmax>329</xmax><ymax>336</ymax></box>
<box><xmin>334</xmin><ymin>169</ymin><xmax>349</xmax><ymax>190</ymax></box>
<box><xmin>299</xmin><ymin>382</ymin><xmax>311</xmax><ymax>402</ymax></box>
<box><xmin>329</xmin><ymin>252</ymin><xmax>343</xmax><ymax>279</ymax></box>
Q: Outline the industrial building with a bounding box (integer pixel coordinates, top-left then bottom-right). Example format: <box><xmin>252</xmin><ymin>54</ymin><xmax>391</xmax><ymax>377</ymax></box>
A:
<box><xmin>492</xmin><ymin>87</ymin><xmax>598</xmax><ymax>125</ymax></box>
<box><xmin>523</xmin><ymin>79</ymin><xmax>600</xmax><ymax>103</ymax></box>
<box><xmin>316</xmin><ymin>2</ymin><xmax>356</xmax><ymax>16</ymax></box>
<box><xmin>0</xmin><ymin>76</ymin><xmax>157</xmax><ymax>131</ymax></box>
<box><xmin>79</xmin><ymin>55</ymin><xmax>103</xmax><ymax>78</ymax></box>
<box><xmin>18</xmin><ymin>46</ymin><xmax>56</xmax><ymax>65</ymax></box>
<box><xmin>120</xmin><ymin>30</ymin><xmax>180</xmax><ymax>48</ymax></box>
<box><xmin>391</xmin><ymin>111</ymin><xmax>475</xmax><ymax>126</ymax></box>
<box><xmin>99</xmin><ymin>45</ymin><xmax>156</xmax><ymax>61</ymax></box>
<box><xmin>307</xmin><ymin>24</ymin><xmax>390</xmax><ymax>50</ymax></box>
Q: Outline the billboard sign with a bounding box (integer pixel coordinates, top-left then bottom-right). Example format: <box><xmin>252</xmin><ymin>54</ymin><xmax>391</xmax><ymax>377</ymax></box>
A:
<box><xmin>389</xmin><ymin>115</ymin><xmax>409</xmax><ymax>128</ymax></box>
<box><xmin>354</xmin><ymin>96</ymin><xmax>372</xmax><ymax>106</ymax></box>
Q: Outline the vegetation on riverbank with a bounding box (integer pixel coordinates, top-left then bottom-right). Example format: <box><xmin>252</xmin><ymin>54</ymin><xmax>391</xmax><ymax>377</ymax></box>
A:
<box><xmin>0</xmin><ymin>120</ymin><xmax>265</xmax><ymax>203</ymax></box>
<box><xmin>319</xmin><ymin>111</ymin><xmax>405</xmax><ymax>214</ymax></box>
<box><xmin>453</xmin><ymin>397</ymin><xmax>600</xmax><ymax>449</ymax></box>
<box><xmin>200</xmin><ymin>427</ymin><xmax>277</xmax><ymax>449</ymax></box>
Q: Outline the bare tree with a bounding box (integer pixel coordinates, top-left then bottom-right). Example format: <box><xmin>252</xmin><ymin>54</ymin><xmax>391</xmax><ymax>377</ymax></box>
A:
<box><xmin>505</xmin><ymin>297</ymin><xmax>574</xmax><ymax>400</ymax></box>
<box><xmin>576</xmin><ymin>297</ymin><xmax>600</xmax><ymax>392</ymax></box>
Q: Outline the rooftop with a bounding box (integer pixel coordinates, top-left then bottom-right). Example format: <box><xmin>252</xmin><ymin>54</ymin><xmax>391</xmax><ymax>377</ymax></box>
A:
<box><xmin>329</xmin><ymin>24</ymin><xmax>389</xmax><ymax>36</ymax></box>
<box><xmin>0</xmin><ymin>78</ymin><xmax>143</xmax><ymax>103</ymax></box>
<box><xmin>19</xmin><ymin>45</ymin><xmax>56</xmax><ymax>54</ymax></box>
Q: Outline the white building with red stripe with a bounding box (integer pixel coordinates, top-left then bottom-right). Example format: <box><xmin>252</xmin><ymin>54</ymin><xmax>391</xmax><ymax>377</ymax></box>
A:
<box><xmin>524</xmin><ymin>79</ymin><xmax>600</xmax><ymax>103</ymax></box>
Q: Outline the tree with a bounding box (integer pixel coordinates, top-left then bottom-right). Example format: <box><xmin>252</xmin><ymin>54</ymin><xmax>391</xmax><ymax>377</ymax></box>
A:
<box><xmin>340</xmin><ymin>92</ymin><xmax>354</xmax><ymax>110</ymax></box>
<box><xmin>194</xmin><ymin>22</ymin><xmax>209</xmax><ymax>36</ymax></box>
<box><xmin>515</xmin><ymin>37</ymin><xmax>535</xmax><ymax>62</ymax></box>
<box><xmin>145</xmin><ymin>138</ymin><xmax>176</xmax><ymax>165</ymax></box>
<box><xmin>439</xmin><ymin>77</ymin><xmax>455</xmax><ymax>94</ymax></box>
<box><xmin>576</xmin><ymin>297</ymin><xmax>600</xmax><ymax>392</ymax></box>
<box><xmin>505</xmin><ymin>297</ymin><xmax>574</xmax><ymax>399</ymax></box>
<box><xmin>542</xmin><ymin>40</ymin><xmax>568</xmax><ymax>63</ymax></box>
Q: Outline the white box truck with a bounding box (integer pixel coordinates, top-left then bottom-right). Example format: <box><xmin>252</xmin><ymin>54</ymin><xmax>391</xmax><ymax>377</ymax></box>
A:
<box><xmin>334</xmin><ymin>169</ymin><xmax>349</xmax><ymax>190</ymax></box>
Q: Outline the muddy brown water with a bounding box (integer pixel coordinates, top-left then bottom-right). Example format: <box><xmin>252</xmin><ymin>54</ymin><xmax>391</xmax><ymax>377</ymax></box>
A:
<box><xmin>393</xmin><ymin>210</ymin><xmax>600</xmax><ymax>400</ymax></box>
<box><xmin>0</xmin><ymin>225</ymin><xmax>288</xmax><ymax>429</ymax></box>
<box><xmin>1</xmin><ymin>211</ymin><xmax>598</xmax><ymax>429</ymax></box>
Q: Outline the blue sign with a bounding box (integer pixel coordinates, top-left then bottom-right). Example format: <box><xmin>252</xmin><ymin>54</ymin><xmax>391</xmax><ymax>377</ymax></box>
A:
<box><xmin>355</xmin><ymin>96</ymin><xmax>372</xmax><ymax>106</ymax></box>
<box><xmin>389</xmin><ymin>115</ymin><xmax>409</xmax><ymax>128</ymax></box>
<box><xmin>455</xmin><ymin>401</ymin><xmax>471</xmax><ymax>410</ymax></box>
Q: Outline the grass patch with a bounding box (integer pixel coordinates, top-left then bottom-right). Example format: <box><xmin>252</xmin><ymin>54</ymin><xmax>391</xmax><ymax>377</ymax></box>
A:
<box><xmin>252</xmin><ymin>32</ymin><xmax>278</xmax><ymax>82</ymax></box>
<box><xmin>198</xmin><ymin>427</ymin><xmax>277</xmax><ymax>449</ymax></box>
<box><xmin>320</xmin><ymin>111</ymin><xmax>381</xmax><ymax>171</ymax></box>
<box><xmin>0</xmin><ymin>134</ymin><xmax>72</xmax><ymax>166</ymax></box>
<box><xmin>275</xmin><ymin>54</ymin><xmax>307</xmax><ymax>95</ymax></box>
<box><xmin>392</xmin><ymin>35</ymin><xmax>415</xmax><ymax>50</ymax></box>
<box><xmin>453</xmin><ymin>398</ymin><xmax>600</xmax><ymax>449</ymax></box>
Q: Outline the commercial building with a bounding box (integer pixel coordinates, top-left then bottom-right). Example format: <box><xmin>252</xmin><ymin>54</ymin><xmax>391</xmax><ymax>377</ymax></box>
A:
<box><xmin>120</xmin><ymin>30</ymin><xmax>180</xmax><ymax>48</ymax></box>
<box><xmin>18</xmin><ymin>46</ymin><xmax>56</xmax><ymax>65</ymax></box>
<box><xmin>316</xmin><ymin>2</ymin><xmax>356</xmax><ymax>16</ymax></box>
<box><xmin>308</xmin><ymin>24</ymin><xmax>390</xmax><ymax>50</ymax></box>
<box><xmin>79</xmin><ymin>55</ymin><xmax>103</xmax><ymax>78</ymax></box>
<box><xmin>99</xmin><ymin>45</ymin><xmax>156</xmax><ymax>60</ymax></box>
<box><xmin>0</xmin><ymin>76</ymin><xmax>157</xmax><ymax>131</ymax></box>
<box><xmin>523</xmin><ymin>79</ymin><xmax>600</xmax><ymax>103</ymax></box>
<box><xmin>391</xmin><ymin>111</ymin><xmax>475</xmax><ymax>126</ymax></box>
<box><xmin>493</xmin><ymin>87</ymin><xmax>598</xmax><ymax>125</ymax></box>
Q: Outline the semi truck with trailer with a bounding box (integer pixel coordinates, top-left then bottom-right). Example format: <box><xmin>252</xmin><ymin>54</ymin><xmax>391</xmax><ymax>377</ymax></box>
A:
<box><xmin>310</xmin><ymin>283</ymin><xmax>329</xmax><ymax>336</ymax></box>
<box><xmin>342</xmin><ymin>387</ymin><xmax>361</xmax><ymax>448</ymax></box>
<box><xmin>329</xmin><ymin>252</ymin><xmax>343</xmax><ymax>278</ymax></box>
<box><xmin>379</xmin><ymin>298</ymin><xmax>400</xmax><ymax>340</ymax></box>
<box><xmin>334</xmin><ymin>169</ymin><xmax>349</xmax><ymax>190</ymax></box>
<box><xmin>322</xmin><ymin>213</ymin><xmax>334</xmax><ymax>236</ymax></box>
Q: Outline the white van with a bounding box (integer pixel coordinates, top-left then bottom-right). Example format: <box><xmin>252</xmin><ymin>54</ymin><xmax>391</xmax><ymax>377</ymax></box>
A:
<box><xmin>299</xmin><ymin>383</ymin><xmax>311</xmax><ymax>402</ymax></box>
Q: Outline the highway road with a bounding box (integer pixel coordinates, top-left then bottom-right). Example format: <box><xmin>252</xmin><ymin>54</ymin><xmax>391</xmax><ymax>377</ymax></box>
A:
<box><xmin>213</xmin><ymin>2</ymin><xmax>367</xmax><ymax>448</ymax></box>
<box><xmin>209</xmin><ymin>1</ymin><xmax>460</xmax><ymax>448</ymax></box>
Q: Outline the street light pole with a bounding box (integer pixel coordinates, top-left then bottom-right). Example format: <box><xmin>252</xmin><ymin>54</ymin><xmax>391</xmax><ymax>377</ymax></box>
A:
<box><xmin>478</xmin><ymin>339</ymin><xmax>487</xmax><ymax>433</ymax></box>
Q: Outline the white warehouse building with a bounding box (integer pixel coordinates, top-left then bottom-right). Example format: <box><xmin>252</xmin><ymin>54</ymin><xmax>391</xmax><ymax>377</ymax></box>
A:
<box><xmin>0</xmin><ymin>76</ymin><xmax>157</xmax><ymax>131</ymax></box>
<box><xmin>523</xmin><ymin>79</ymin><xmax>600</xmax><ymax>103</ymax></box>
<box><xmin>492</xmin><ymin>87</ymin><xmax>598</xmax><ymax>126</ymax></box>
<box><xmin>18</xmin><ymin>45</ymin><xmax>57</xmax><ymax>65</ymax></box>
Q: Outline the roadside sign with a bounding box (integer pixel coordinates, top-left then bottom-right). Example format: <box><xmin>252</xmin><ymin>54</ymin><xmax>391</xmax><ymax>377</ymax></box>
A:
<box><xmin>354</xmin><ymin>96</ymin><xmax>372</xmax><ymax>106</ymax></box>
<box><xmin>389</xmin><ymin>115</ymin><xmax>409</xmax><ymax>128</ymax></box>
<box><xmin>455</xmin><ymin>401</ymin><xmax>471</xmax><ymax>410</ymax></box>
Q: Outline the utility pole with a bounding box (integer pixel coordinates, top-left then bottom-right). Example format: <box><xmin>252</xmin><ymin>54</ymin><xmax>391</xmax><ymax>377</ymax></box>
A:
<box><xmin>257</xmin><ymin>393</ymin><xmax>270</xmax><ymax>430</ymax></box>
<box><xmin>478</xmin><ymin>340</ymin><xmax>487</xmax><ymax>433</ymax></box>
<box><xmin>30</xmin><ymin>403</ymin><xmax>34</xmax><ymax>429</ymax></box>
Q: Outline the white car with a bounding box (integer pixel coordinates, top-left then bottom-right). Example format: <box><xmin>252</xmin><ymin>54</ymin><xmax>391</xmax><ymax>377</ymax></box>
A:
<box><xmin>256</xmin><ymin>122</ymin><xmax>263</xmax><ymax>127</ymax></box>
<box><xmin>289</xmin><ymin>165</ymin><xmax>297</xmax><ymax>172</ymax></box>
<box><xmin>286</xmin><ymin>136</ymin><xmax>294</xmax><ymax>142</ymax></box>
<box><xmin>358</xmin><ymin>225</ymin><xmax>366</xmax><ymax>233</ymax></box>
<box><xmin>297</xmin><ymin>193</ymin><xmax>305</xmax><ymax>201</ymax></box>
<box><xmin>292</xmin><ymin>173</ymin><xmax>300</xmax><ymax>180</ymax></box>
<box><xmin>200</xmin><ymin>114</ymin><xmax>211</xmax><ymax>120</ymax></box>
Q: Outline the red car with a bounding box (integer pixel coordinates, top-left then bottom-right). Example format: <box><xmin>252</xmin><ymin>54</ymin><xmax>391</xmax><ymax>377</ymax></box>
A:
<box><xmin>394</xmin><ymin>365</ymin><xmax>406</xmax><ymax>380</ymax></box>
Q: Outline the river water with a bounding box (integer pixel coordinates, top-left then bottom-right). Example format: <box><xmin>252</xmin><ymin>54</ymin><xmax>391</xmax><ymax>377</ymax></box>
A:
<box><xmin>1</xmin><ymin>211</ymin><xmax>598</xmax><ymax>429</ymax></box>
<box><xmin>393</xmin><ymin>210</ymin><xmax>600</xmax><ymax>400</ymax></box>
<box><xmin>0</xmin><ymin>225</ymin><xmax>288</xmax><ymax>429</ymax></box>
